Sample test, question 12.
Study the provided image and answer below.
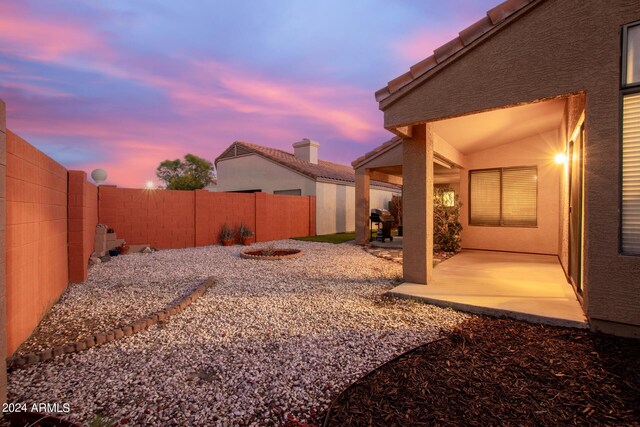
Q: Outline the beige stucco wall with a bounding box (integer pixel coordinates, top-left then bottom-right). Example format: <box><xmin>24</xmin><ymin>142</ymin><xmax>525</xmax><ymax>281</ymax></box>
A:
<box><xmin>458</xmin><ymin>131</ymin><xmax>562</xmax><ymax>255</ymax></box>
<box><xmin>380</xmin><ymin>0</ymin><xmax>640</xmax><ymax>332</ymax></box>
<box><xmin>316</xmin><ymin>181</ymin><xmax>398</xmax><ymax>235</ymax></box>
<box><xmin>217</xmin><ymin>155</ymin><xmax>316</xmax><ymax>195</ymax></box>
<box><xmin>316</xmin><ymin>182</ymin><xmax>353</xmax><ymax>235</ymax></box>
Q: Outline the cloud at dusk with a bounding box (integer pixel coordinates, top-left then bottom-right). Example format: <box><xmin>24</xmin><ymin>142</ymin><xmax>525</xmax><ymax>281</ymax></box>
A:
<box><xmin>0</xmin><ymin>0</ymin><xmax>497</xmax><ymax>187</ymax></box>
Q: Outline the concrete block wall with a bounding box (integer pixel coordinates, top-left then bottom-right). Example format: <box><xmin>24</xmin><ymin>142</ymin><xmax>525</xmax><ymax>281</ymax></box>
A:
<box><xmin>255</xmin><ymin>192</ymin><xmax>313</xmax><ymax>242</ymax></box>
<box><xmin>68</xmin><ymin>171</ymin><xmax>98</xmax><ymax>283</ymax></box>
<box><xmin>5</xmin><ymin>130</ymin><xmax>68</xmax><ymax>356</ymax></box>
<box><xmin>195</xmin><ymin>191</ymin><xmax>255</xmax><ymax>246</ymax></box>
<box><xmin>99</xmin><ymin>188</ymin><xmax>316</xmax><ymax>249</ymax></box>
<box><xmin>98</xmin><ymin>186</ymin><xmax>195</xmax><ymax>249</ymax></box>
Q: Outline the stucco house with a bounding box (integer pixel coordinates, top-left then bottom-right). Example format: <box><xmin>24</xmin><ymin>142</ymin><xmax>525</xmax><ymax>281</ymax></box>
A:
<box><xmin>215</xmin><ymin>139</ymin><xmax>400</xmax><ymax>235</ymax></box>
<box><xmin>355</xmin><ymin>0</ymin><xmax>640</xmax><ymax>337</ymax></box>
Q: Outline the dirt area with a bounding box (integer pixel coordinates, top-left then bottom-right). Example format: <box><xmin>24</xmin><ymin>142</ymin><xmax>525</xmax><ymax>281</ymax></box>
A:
<box><xmin>324</xmin><ymin>317</ymin><xmax>640</xmax><ymax>426</ymax></box>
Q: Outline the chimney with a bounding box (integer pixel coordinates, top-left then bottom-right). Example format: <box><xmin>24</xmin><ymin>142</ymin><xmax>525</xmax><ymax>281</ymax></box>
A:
<box><xmin>293</xmin><ymin>138</ymin><xmax>320</xmax><ymax>164</ymax></box>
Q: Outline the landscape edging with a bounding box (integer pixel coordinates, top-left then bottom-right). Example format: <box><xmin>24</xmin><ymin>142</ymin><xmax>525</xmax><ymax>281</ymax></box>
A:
<box><xmin>6</xmin><ymin>276</ymin><xmax>216</xmax><ymax>371</ymax></box>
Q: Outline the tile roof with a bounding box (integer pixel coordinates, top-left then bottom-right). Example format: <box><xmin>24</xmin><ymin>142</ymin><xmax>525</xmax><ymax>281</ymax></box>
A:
<box><xmin>352</xmin><ymin>136</ymin><xmax>402</xmax><ymax>168</ymax></box>
<box><xmin>375</xmin><ymin>0</ymin><xmax>540</xmax><ymax>104</ymax></box>
<box><xmin>215</xmin><ymin>141</ymin><xmax>401</xmax><ymax>190</ymax></box>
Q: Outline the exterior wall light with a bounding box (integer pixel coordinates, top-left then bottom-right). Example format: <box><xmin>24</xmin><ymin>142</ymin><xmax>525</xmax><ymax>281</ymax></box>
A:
<box><xmin>555</xmin><ymin>153</ymin><xmax>568</xmax><ymax>164</ymax></box>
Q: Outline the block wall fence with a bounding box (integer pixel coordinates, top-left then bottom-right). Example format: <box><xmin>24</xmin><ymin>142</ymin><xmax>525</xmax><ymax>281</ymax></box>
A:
<box><xmin>0</xmin><ymin>118</ymin><xmax>316</xmax><ymax>377</ymax></box>
<box><xmin>98</xmin><ymin>187</ymin><xmax>316</xmax><ymax>248</ymax></box>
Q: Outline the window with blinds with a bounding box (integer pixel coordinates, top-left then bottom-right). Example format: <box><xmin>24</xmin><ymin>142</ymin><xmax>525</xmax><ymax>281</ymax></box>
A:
<box><xmin>622</xmin><ymin>92</ymin><xmax>640</xmax><ymax>254</ymax></box>
<box><xmin>469</xmin><ymin>167</ymin><xmax>537</xmax><ymax>227</ymax></box>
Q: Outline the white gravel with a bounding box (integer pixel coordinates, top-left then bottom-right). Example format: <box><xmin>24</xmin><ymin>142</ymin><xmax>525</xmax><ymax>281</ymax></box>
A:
<box><xmin>8</xmin><ymin>240</ymin><xmax>471</xmax><ymax>426</ymax></box>
<box><xmin>15</xmin><ymin>253</ymin><xmax>203</xmax><ymax>354</ymax></box>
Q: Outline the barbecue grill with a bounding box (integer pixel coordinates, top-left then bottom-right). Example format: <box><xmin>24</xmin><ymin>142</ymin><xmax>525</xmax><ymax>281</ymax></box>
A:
<box><xmin>370</xmin><ymin>208</ymin><xmax>394</xmax><ymax>242</ymax></box>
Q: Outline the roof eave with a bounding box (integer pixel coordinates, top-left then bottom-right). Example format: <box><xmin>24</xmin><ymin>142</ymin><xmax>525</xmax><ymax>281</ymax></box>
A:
<box><xmin>377</xmin><ymin>0</ymin><xmax>541</xmax><ymax>113</ymax></box>
<box><xmin>351</xmin><ymin>137</ymin><xmax>402</xmax><ymax>169</ymax></box>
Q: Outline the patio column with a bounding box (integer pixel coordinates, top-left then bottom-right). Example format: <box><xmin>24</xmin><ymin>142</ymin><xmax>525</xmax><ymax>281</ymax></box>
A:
<box><xmin>355</xmin><ymin>169</ymin><xmax>370</xmax><ymax>245</ymax></box>
<box><xmin>402</xmin><ymin>123</ymin><xmax>434</xmax><ymax>284</ymax></box>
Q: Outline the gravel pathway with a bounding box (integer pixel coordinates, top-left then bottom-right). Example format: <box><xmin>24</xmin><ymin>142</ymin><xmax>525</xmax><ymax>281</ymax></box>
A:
<box><xmin>8</xmin><ymin>240</ymin><xmax>471</xmax><ymax>426</ymax></box>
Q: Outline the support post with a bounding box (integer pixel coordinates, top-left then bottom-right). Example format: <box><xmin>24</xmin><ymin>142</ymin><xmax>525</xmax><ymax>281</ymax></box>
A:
<box><xmin>402</xmin><ymin>123</ymin><xmax>434</xmax><ymax>284</ymax></box>
<box><xmin>355</xmin><ymin>169</ymin><xmax>370</xmax><ymax>245</ymax></box>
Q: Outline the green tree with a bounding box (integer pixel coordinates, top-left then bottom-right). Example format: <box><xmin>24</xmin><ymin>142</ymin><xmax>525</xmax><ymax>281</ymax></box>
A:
<box><xmin>156</xmin><ymin>154</ymin><xmax>215</xmax><ymax>190</ymax></box>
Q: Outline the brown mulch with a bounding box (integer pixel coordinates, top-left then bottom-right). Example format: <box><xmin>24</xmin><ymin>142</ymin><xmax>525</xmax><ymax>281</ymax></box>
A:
<box><xmin>323</xmin><ymin>317</ymin><xmax>640</xmax><ymax>426</ymax></box>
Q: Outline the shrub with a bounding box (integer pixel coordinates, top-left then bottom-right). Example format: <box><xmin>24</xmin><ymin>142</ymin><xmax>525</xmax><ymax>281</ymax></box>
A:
<box><xmin>434</xmin><ymin>187</ymin><xmax>462</xmax><ymax>252</ymax></box>
<box><xmin>389</xmin><ymin>195</ymin><xmax>402</xmax><ymax>227</ymax></box>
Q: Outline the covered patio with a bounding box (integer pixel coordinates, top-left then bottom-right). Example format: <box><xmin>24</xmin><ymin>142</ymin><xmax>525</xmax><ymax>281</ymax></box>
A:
<box><xmin>388</xmin><ymin>250</ymin><xmax>586</xmax><ymax>328</ymax></box>
<box><xmin>354</xmin><ymin>92</ymin><xmax>588</xmax><ymax>326</ymax></box>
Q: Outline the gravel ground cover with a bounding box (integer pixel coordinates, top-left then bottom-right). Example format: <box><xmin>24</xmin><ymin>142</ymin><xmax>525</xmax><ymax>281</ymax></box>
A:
<box><xmin>7</xmin><ymin>240</ymin><xmax>470</xmax><ymax>426</ymax></box>
<box><xmin>15</xmin><ymin>254</ymin><xmax>204</xmax><ymax>356</ymax></box>
<box><xmin>325</xmin><ymin>317</ymin><xmax>640</xmax><ymax>426</ymax></box>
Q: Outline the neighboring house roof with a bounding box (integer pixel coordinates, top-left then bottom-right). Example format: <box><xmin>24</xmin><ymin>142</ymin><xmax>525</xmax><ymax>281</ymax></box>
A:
<box><xmin>375</xmin><ymin>0</ymin><xmax>540</xmax><ymax>105</ymax></box>
<box><xmin>215</xmin><ymin>141</ymin><xmax>401</xmax><ymax>190</ymax></box>
<box><xmin>352</xmin><ymin>136</ymin><xmax>402</xmax><ymax>169</ymax></box>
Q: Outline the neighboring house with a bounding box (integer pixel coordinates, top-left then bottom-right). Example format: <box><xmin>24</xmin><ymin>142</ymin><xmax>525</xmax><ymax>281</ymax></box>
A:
<box><xmin>204</xmin><ymin>177</ymin><xmax>218</xmax><ymax>192</ymax></box>
<box><xmin>215</xmin><ymin>139</ymin><xmax>401</xmax><ymax>235</ymax></box>
<box><xmin>355</xmin><ymin>0</ymin><xmax>640</xmax><ymax>337</ymax></box>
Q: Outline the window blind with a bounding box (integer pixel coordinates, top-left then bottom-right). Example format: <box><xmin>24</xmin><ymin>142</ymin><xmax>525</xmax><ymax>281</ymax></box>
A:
<box><xmin>470</xmin><ymin>170</ymin><xmax>501</xmax><ymax>225</ymax></box>
<box><xmin>502</xmin><ymin>167</ymin><xmax>537</xmax><ymax>226</ymax></box>
<box><xmin>622</xmin><ymin>92</ymin><xmax>640</xmax><ymax>254</ymax></box>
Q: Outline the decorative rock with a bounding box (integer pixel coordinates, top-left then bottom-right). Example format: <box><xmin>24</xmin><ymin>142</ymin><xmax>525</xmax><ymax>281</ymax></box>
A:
<box><xmin>95</xmin><ymin>333</ymin><xmax>106</xmax><ymax>345</ymax></box>
<box><xmin>74</xmin><ymin>341</ymin><xmax>87</xmax><ymax>351</ymax></box>
<box><xmin>25</xmin><ymin>353</ymin><xmax>40</xmax><ymax>365</ymax></box>
<box><xmin>40</xmin><ymin>349</ymin><xmax>53</xmax><ymax>362</ymax></box>
<box><xmin>63</xmin><ymin>344</ymin><xmax>75</xmax><ymax>354</ymax></box>
<box><xmin>113</xmin><ymin>328</ymin><xmax>125</xmax><ymax>340</ymax></box>
<box><xmin>5</xmin><ymin>241</ymin><xmax>469</xmax><ymax>426</ymax></box>
<box><xmin>85</xmin><ymin>336</ymin><xmax>96</xmax><ymax>349</ymax></box>
<box><xmin>52</xmin><ymin>346</ymin><xmax>65</xmax><ymax>357</ymax></box>
<box><xmin>123</xmin><ymin>325</ymin><xmax>133</xmax><ymax>336</ymax></box>
<box><xmin>133</xmin><ymin>321</ymin><xmax>146</xmax><ymax>333</ymax></box>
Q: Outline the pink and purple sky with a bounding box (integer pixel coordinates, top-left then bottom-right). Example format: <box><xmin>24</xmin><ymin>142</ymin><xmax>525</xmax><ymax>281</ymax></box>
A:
<box><xmin>0</xmin><ymin>0</ymin><xmax>497</xmax><ymax>187</ymax></box>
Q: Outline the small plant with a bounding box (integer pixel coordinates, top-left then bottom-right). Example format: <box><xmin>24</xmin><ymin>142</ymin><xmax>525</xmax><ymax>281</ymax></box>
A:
<box><xmin>239</xmin><ymin>223</ymin><xmax>254</xmax><ymax>237</ymax></box>
<box><xmin>219</xmin><ymin>224</ymin><xmax>234</xmax><ymax>241</ymax></box>
<box><xmin>262</xmin><ymin>243</ymin><xmax>276</xmax><ymax>256</ymax></box>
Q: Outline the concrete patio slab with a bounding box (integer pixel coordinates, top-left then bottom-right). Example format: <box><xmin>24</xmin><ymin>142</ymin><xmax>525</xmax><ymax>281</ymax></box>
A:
<box><xmin>387</xmin><ymin>250</ymin><xmax>588</xmax><ymax>328</ymax></box>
